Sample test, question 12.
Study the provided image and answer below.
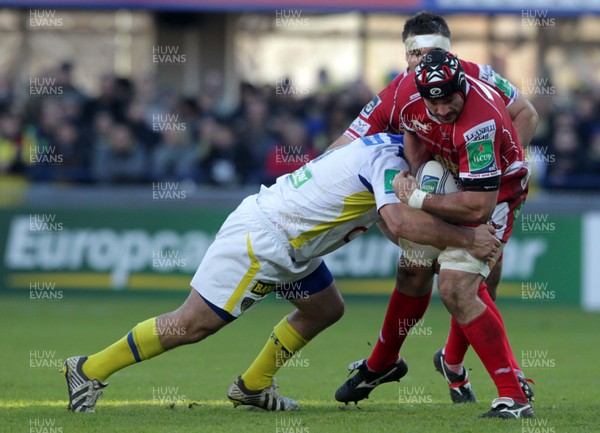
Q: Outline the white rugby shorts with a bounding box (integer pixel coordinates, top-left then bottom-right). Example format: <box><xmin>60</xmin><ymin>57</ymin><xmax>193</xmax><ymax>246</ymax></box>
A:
<box><xmin>190</xmin><ymin>195</ymin><xmax>328</xmax><ymax>319</ymax></box>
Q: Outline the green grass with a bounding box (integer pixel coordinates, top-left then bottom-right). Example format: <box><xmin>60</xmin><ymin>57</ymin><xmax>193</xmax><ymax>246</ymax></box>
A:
<box><xmin>1</xmin><ymin>291</ymin><xmax>599</xmax><ymax>433</ymax></box>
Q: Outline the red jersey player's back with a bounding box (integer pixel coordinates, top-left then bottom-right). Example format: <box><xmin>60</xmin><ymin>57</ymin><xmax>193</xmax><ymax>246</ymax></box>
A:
<box><xmin>344</xmin><ymin>59</ymin><xmax>519</xmax><ymax>141</ymax></box>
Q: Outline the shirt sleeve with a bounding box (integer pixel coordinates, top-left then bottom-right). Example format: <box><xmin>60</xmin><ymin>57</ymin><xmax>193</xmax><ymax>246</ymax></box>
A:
<box><xmin>359</xmin><ymin>141</ymin><xmax>409</xmax><ymax>211</ymax></box>
<box><xmin>461</xmin><ymin>60</ymin><xmax>519</xmax><ymax>107</ymax></box>
<box><xmin>344</xmin><ymin>75</ymin><xmax>404</xmax><ymax>140</ymax></box>
<box><xmin>457</xmin><ymin>119</ymin><xmax>502</xmax><ymax>192</ymax></box>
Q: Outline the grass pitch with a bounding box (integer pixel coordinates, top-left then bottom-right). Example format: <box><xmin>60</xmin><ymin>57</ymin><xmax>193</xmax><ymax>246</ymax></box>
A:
<box><xmin>1</xmin><ymin>289</ymin><xmax>599</xmax><ymax>433</ymax></box>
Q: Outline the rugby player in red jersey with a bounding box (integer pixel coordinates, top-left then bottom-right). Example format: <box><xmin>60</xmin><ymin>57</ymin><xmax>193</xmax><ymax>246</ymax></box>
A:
<box><xmin>338</xmin><ymin>49</ymin><xmax>533</xmax><ymax>419</ymax></box>
<box><xmin>333</xmin><ymin>12</ymin><xmax>536</xmax><ymax>407</ymax></box>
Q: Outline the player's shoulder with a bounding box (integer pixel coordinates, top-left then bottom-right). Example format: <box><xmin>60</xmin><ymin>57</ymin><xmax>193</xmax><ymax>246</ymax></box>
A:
<box><xmin>377</xmin><ymin>69</ymin><xmax>415</xmax><ymax>104</ymax></box>
<box><xmin>458</xmin><ymin>84</ymin><xmax>505</xmax><ymax>142</ymax></box>
<box><xmin>458</xmin><ymin>59</ymin><xmax>486</xmax><ymax>77</ymax></box>
<box><xmin>355</xmin><ymin>133</ymin><xmax>404</xmax><ymax>148</ymax></box>
<box><xmin>458</xmin><ymin>59</ymin><xmax>497</xmax><ymax>85</ymax></box>
<box><xmin>466</xmin><ymin>75</ymin><xmax>506</xmax><ymax>108</ymax></box>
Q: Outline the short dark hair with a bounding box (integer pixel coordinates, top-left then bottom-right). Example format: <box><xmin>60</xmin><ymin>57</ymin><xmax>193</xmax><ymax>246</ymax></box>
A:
<box><xmin>402</xmin><ymin>11</ymin><xmax>451</xmax><ymax>42</ymax></box>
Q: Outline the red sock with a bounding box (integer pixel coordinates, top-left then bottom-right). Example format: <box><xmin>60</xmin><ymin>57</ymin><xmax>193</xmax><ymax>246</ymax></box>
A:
<box><xmin>459</xmin><ymin>307</ymin><xmax>526</xmax><ymax>403</ymax></box>
<box><xmin>477</xmin><ymin>284</ymin><xmax>522</xmax><ymax>372</ymax></box>
<box><xmin>443</xmin><ymin>282</ymin><xmax>491</xmax><ymax>366</ymax></box>
<box><xmin>367</xmin><ymin>289</ymin><xmax>432</xmax><ymax>371</ymax></box>
<box><xmin>444</xmin><ymin>316</ymin><xmax>470</xmax><ymax>366</ymax></box>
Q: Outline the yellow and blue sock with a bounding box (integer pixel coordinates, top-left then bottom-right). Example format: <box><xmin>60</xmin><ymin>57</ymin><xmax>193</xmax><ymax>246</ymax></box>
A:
<box><xmin>82</xmin><ymin>317</ymin><xmax>165</xmax><ymax>382</ymax></box>
<box><xmin>241</xmin><ymin>316</ymin><xmax>309</xmax><ymax>391</ymax></box>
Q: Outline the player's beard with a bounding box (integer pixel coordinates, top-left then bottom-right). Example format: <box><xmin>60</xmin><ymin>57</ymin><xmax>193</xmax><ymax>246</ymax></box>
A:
<box><xmin>436</xmin><ymin>111</ymin><xmax>459</xmax><ymax>124</ymax></box>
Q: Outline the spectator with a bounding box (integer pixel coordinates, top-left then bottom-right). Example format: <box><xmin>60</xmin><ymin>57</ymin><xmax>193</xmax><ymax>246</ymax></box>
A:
<box><xmin>33</xmin><ymin>120</ymin><xmax>89</xmax><ymax>182</ymax></box>
<box><xmin>152</xmin><ymin>129</ymin><xmax>197</xmax><ymax>181</ymax></box>
<box><xmin>263</xmin><ymin>117</ymin><xmax>318</xmax><ymax>184</ymax></box>
<box><xmin>0</xmin><ymin>112</ymin><xmax>24</xmax><ymax>175</ymax></box>
<box><xmin>92</xmin><ymin>123</ymin><xmax>147</xmax><ymax>184</ymax></box>
<box><xmin>197</xmin><ymin>120</ymin><xmax>250</xmax><ymax>185</ymax></box>
<box><xmin>585</xmin><ymin>125</ymin><xmax>600</xmax><ymax>174</ymax></box>
<box><xmin>125</xmin><ymin>100</ymin><xmax>160</xmax><ymax>150</ymax></box>
<box><xmin>233</xmin><ymin>95</ymin><xmax>277</xmax><ymax>183</ymax></box>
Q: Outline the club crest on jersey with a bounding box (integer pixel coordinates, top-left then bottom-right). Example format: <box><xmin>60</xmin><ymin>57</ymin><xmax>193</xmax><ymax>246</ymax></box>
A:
<box><xmin>360</xmin><ymin>96</ymin><xmax>382</xmax><ymax>118</ymax></box>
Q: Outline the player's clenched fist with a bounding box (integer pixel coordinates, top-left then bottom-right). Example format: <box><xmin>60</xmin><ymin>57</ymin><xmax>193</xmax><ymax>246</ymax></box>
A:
<box><xmin>392</xmin><ymin>170</ymin><xmax>418</xmax><ymax>203</ymax></box>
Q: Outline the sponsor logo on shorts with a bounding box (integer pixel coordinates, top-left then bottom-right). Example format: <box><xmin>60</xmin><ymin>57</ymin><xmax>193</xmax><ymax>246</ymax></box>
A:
<box><xmin>360</xmin><ymin>96</ymin><xmax>381</xmax><ymax>118</ymax></box>
<box><xmin>250</xmin><ymin>281</ymin><xmax>276</xmax><ymax>296</ymax></box>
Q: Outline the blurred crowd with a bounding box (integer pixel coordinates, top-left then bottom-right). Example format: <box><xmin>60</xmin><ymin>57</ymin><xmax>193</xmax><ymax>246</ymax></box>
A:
<box><xmin>0</xmin><ymin>62</ymin><xmax>599</xmax><ymax>189</ymax></box>
<box><xmin>0</xmin><ymin>63</ymin><xmax>372</xmax><ymax>187</ymax></box>
<box><xmin>530</xmin><ymin>90</ymin><xmax>600</xmax><ymax>189</ymax></box>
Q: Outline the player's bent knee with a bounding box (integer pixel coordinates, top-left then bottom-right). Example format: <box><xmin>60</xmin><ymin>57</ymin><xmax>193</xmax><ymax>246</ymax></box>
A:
<box><xmin>327</xmin><ymin>298</ymin><xmax>345</xmax><ymax>324</ymax></box>
<box><xmin>166</xmin><ymin>291</ymin><xmax>229</xmax><ymax>343</ymax></box>
<box><xmin>397</xmin><ymin>264</ymin><xmax>434</xmax><ymax>296</ymax></box>
<box><xmin>312</xmin><ymin>295</ymin><xmax>344</xmax><ymax>326</ymax></box>
<box><xmin>294</xmin><ymin>284</ymin><xmax>344</xmax><ymax>326</ymax></box>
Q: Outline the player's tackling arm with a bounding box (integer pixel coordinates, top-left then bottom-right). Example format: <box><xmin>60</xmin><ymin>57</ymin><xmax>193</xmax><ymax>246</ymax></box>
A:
<box><xmin>376</xmin><ymin>220</ymin><xmax>398</xmax><ymax>244</ymax></box>
<box><xmin>403</xmin><ymin>131</ymin><xmax>433</xmax><ymax>175</ymax></box>
<box><xmin>507</xmin><ymin>93</ymin><xmax>539</xmax><ymax>147</ymax></box>
<box><xmin>379</xmin><ymin>203</ymin><xmax>499</xmax><ymax>260</ymax></box>
<box><xmin>325</xmin><ymin>134</ymin><xmax>353</xmax><ymax>152</ymax></box>
<box><xmin>394</xmin><ymin>169</ymin><xmax>499</xmax><ymax>224</ymax></box>
<box><xmin>420</xmin><ymin>189</ymin><xmax>498</xmax><ymax>224</ymax></box>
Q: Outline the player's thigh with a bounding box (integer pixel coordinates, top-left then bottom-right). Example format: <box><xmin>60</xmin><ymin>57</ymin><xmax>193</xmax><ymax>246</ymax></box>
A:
<box><xmin>437</xmin><ymin>245</ymin><xmax>504</xmax><ymax>302</ymax></box>
<box><xmin>189</xmin><ymin>197</ymin><xmax>295</xmax><ymax>321</ymax></box>
<box><xmin>397</xmin><ymin>239</ymin><xmax>437</xmax><ymax>296</ymax></box>
<box><xmin>281</xmin><ymin>260</ymin><xmax>344</xmax><ymax>322</ymax></box>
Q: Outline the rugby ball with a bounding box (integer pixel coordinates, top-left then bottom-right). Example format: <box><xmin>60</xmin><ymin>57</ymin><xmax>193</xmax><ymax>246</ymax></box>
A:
<box><xmin>415</xmin><ymin>160</ymin><xmax>460</xmax><ymax>194</ymax></box>
<box><xmin>398</xmin><ymin>160</ymin><xmax>460</xmax><ymax>265</ymax></box>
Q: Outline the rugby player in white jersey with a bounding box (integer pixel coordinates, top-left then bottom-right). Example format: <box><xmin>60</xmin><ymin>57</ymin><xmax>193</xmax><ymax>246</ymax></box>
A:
<box><xmin>62</xmin><ymin>133</ymin><xmax>499</xmax><ymax>412</ymax></box>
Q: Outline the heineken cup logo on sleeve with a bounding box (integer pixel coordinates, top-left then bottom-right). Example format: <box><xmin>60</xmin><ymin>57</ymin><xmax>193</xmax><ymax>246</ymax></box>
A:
<box><xmin>466</xmin><ymin>139</ymin><xmax>496</xmax><ymax>173</ymax></box>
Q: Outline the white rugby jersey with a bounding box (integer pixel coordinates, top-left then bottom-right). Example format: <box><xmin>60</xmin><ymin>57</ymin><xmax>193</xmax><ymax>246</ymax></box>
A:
<box><xmin>257</xmin><ymin>133</ymin><xmax>408</xmax><ymax>261</ymax></box>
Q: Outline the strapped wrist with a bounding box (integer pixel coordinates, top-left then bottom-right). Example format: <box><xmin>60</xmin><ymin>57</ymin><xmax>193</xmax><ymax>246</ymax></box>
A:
<box><xmin>408</xmin><ymin>189</ymin><xmax>427</xmax><ymax>209</ymax></box>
